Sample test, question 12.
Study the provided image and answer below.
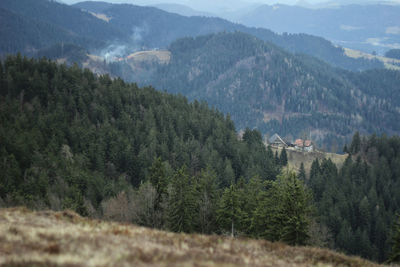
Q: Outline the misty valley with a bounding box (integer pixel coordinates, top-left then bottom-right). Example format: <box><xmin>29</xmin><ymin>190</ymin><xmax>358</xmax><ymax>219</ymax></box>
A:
<box><xmin>1</xmin><ymin>0</ymin><xmax>400</xmax><ymax>266</ymax></box>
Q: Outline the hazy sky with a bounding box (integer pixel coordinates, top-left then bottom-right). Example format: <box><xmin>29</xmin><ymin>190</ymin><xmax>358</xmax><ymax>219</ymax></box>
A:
<box><xmin>61</xmin><ymin>0</ymin><xmax>357</xmax><ymax>6</ymax></box>
<box><xmin>62</xmin><ymin>0</ymin><xmax>400</xmax><ymax>13</ymax></box>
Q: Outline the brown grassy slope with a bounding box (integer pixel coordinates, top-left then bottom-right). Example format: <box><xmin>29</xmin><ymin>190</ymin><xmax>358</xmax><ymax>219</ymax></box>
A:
<box><xmin>0</xmin><ymin>208</ymin><xmax>381</xmax><ymax>267</ymax></box>
<box><xmin>271</xmin><ymin>146</ymin><xmax>347</xmax><ymax>174</ymax></box>
<box><xmin>344</xmin><ymin>48</ymin><xmax>400</xmax><ymax>70</ymax></box>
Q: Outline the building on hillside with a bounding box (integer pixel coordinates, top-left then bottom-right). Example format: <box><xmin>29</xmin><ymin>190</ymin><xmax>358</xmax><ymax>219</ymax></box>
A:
<box><xmin>268</xmin><ymin>133</ymin><xmax>288</xmax><ymax>147</ymax></box>
<box><xmin>294</xmin><ymin>139</ymin><xmax>313</xmax><ymax>152</ymax></box>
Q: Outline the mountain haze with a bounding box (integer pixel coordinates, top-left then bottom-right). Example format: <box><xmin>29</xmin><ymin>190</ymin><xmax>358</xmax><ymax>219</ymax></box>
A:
<box><xmin>236</xmin><ymin>4</ymin><xmax>400</xmax><ymax>54</ymax></box>
<box><xmin>72</xmin><ymin>1</ymin><xmax>383</xmax><ymax>71</ymax></box>
<box><xmin>0</xmin><ymin>0</ymin><xmax>124</xmax><ymax>55</ymax></box>
<box><xmin>149</xmin><ymin>32</ymin><xmax>400</xmax><ymax>150</ymax></box>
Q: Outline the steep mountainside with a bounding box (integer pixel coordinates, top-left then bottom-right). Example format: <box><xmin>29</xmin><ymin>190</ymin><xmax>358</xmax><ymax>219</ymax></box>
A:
<box><xmin>0</xmin><ymin>0</ymin><xmax>383</xmax><ymax>71</ymax></box>
<box><xmin>0</xmin><ymin>0</ymin><xmax>124</xmax><ymax>55</ymax></box>
<box><xmin>0</xmin><ymin>7</ymin><xmax>83</xmax><ymax>55</ymax></box>
<box><xmin>71</xmin><ymin>1</ymin><xmax>383</xmax><ymax>71</ymax></box>
<box><xmin>0</xmin><ymin>208</ymin><xmax>380</xmax><ymax>267</ymax></box>
<box><xmin>0</xmin><ymin>54</ymin><xmax>278</xmax><ymax>214</ymax></box>
<box><xmin>152</xmin><ymin>3</ymin><xmax>215</xmax><ymax>17</ymax></box>
<box><xmin>149</xmin><ymin>32</ymin><xmax>400</xmax><ymax>150</ymax></box>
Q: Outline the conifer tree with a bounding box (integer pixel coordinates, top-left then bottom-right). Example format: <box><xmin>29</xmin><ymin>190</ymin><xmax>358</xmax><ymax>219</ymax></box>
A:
<box><xmin>280</xmin><ymin>147</ymin><xmax>288</xmax><ymax>166</ymax></box>
<box><xmin>388</xmin><ymin>215</ymin><xmax>400</xmax><ymax>263</ymax></box>
<box><xmin>253</xmin><ymin>171</ymin><xmax>313</xmax><ymax>245</ymax></box>
<box><xmin>167</xmin><ymin>166</ymin><xmax>196</xmax><ymax>233</ymax></box>
<box><xmin>350</xmin><ymin>131</ymin><xmax>361</xmax><ymax>154</ymax></box>
<box><xmin>217</xmin><ymin>184</ymin><xmax>241</xmax><ymax>237</ymax></box>
<box><xmin>278</xmin><ymin>171</ymin><xmax>313</xmax><ymax>245</ymax></box>
<box><xmin>196</xmin><ymin>167</ymin><xmax>219</xmax><ymax>234</ymax></box>
<box><xmin>299</xmin><ymin>162</ymin><xmax>306</xmax><ymax>181</ymax></box>
<box><xmin>148</xmin><ymin>157</ymin><xmax>168</xmax><ymax>211</ymax></box>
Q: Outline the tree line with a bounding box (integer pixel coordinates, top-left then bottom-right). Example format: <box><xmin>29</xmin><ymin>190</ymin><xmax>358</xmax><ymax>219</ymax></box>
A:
<box><xmin>1</xmin><ymin>55</ymin><xmax>400</xmax><ymax>263</ymax></box>
<box><xmin>0</xmin><ymin>55</ymin><xmax>311</xmax><ymax>245</ymax></box>
<box><xmin>308</xmin><ymin>132</ymin><xmax>400</xmax><ymax>262</ymax></box>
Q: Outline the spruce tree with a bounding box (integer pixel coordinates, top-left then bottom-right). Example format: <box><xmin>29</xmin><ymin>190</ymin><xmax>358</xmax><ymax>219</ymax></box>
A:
<box><xmin>196</xmin><ymin>167</ymin><xmax>218</xmax><ymax>234</ymax></box>
<box><xmin>278</xmin><ymin>171</ymin><xmax>313</xmax><ymax>245</ymax></box>
<box><xmin>148</xmin><ymin>157</ymin><xmax>168</xmax><ymax>211</ymax></box>
<box><xmin>280</xmin><ymin>147</ymin><xmax>288</xmax><ymax>166</ymax></box>
<box><xmin>167</xmin><ymin>166</ymin><xmax>196</xmax><ymax>233</ymax></box>
<box><xmin>388</xmin><ymin>215</ymin><xmax>400</xmax><ymax>263</ymax></box>
<box><xmin>299</xmin><ymin>162</ymin><xmax>306</xmax><ymax>181</ymax></box>
<box><xmin>217</xmin><ymin>184</ymin><xmax>241</xmax><ymax>237</ymax></box>
<box><xmin>350</xmin><ymin>131</ymin><xmax>361</xmax><ymax>154</ymax></box>
<box><xmin>253</xmin><ymin>171</ymin><xmax>313</xmax><ymax>245</ymax></box>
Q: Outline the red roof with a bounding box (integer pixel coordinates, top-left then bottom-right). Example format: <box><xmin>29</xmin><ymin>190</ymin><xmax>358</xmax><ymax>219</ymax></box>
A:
<box><xmin>295</xmin><ymin>139</ymin><xmax>312</xmax><ymax>147</ymax></box>
<box><xmin>294</xmin><ymin>139</ymin><xmax>303</xmax><ymax>146</ymax></box>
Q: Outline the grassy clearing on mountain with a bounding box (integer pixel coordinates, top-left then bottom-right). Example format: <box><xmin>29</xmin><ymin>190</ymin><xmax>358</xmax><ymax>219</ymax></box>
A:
<box><xmin>270</xmin><ymin>146</ymin><xmax>347</xmax><ymax>174</ymax></box>
<box><xmin>0</xmin><ymin>208</ymin><xmax>380</xmax><ymax>267</ymax></box>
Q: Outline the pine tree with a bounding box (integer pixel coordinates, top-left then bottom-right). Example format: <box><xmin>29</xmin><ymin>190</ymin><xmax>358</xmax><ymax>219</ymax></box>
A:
<box><xmin>167</xmin><ymin>166</ymin><xmax>196</xmax><ymax>233</ymax></box>
<box><xmin>278</xmin><ymin>171</ymin><xmax>313</xmax><ymax>245</ymax></box>
<box><xmin>0</xmin><ymin>61</ymin><xmax>5</xmax><ymax>96</ymax></box>
<box><xmin>343</xmin><ymin>144</ymin><xmax>349</xmax><ymax>154</ymax></box>
<box><xmin>196</xmin><ymin>167</ymin><xmax>218</xmax><ymax>234</ymax></box>
<box><xmin>280</xmin><ymin>147</ymin><xmax>288</xmax><ymax>166</ymax></box>
<box><xmin>388</xmin><ymin>215</ymin><xmax>400</xmax><ymax>263</ymax></box>
<box><xmin>274</xmin><ymin>151</ymin><xmax>279</xmax><ymax>165</ymax></box>
<box><xmin>148</xmin><ymin>157</ymin><xmax>168</xmax><ymax>211</ymax></box>
<box><xmin>217</xmin><ymin>184</ymin><xmax>241</xmax><ymax>237</ymax></box>
<box><xmin>350</xmin><ymin>131</ymin><xmax>361</xmax><ymax>154</ymax></box>
<box><xmin>299</xmin><ymin>162</ymin><xmax>306</xmax><ymax>181</ymax></box>
<box><xmin>253</xmin><ymin>171</ymin><xmax>313</xmax><ymax>245</ymax></box>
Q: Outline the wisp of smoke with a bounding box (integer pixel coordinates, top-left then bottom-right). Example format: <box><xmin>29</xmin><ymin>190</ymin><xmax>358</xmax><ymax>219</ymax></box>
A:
<box><xmin>101</xmin><ymin>44</ymin><xmax>127</xmax><ymax>62</ymax></box>
<box><xmin>99</xmin><ymin>23</ymin><xmax>150</xmax><ymax>62</ymax></box>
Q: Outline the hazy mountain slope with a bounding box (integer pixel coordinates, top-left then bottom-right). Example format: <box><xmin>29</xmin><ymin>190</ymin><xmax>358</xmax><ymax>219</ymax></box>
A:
<box><xmin>152</xmin><ymin>3</ymin><xmax>215</xmax><ymax>17</ymax></box>
<box><xmin>0</xmin><ymin>208</ymin><xmax>380</xmax><ymax>267</ymax></box>
<box><xmin>0</xmin><ymin>0</ymin><xmax>124</xmax><ymax>55</ymax></box>
<box><xmin>0</xmin><ymin>7</ymin><xmax>82</xmax><ymax>55</ymax></box>
<box><xmin>150</xmin><ymin>32</ymin><xmax>400</xmax><ymax>150</ymax></box>
<box><xmin>237</xmin><ymin>4</ymin><xmax>400</xmax><ymax>54</ymax></box>
<box><xmin>73</xmin><ymin>1</ymin><xmax>383</xmax><ymax>71</ymax></box>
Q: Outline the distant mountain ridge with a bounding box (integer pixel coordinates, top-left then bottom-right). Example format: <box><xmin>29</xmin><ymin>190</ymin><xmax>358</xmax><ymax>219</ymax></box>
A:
<box><xmin>0</xmin><ymin>0</ymin><xmax>125</xmax><ymax>55</ymax></box>
<box><xmin>73</xmin><ymin>1</ymin><xmax>383</xmax><ymax>71</ymax></box>
<box><xmin>235</xmin><ymin>3</ymin><xmax>400</xmax><ymax>55</ymax></box>
<box><xmin>0</xmin><ymin>0</ymin><xmax>383</xmax><ymax>71</ymax></box>
<box><xmin>152</xmin><ymin>3</ymin><xmax>215</xmax><ymax>17</ymax></box>
<box><xmin>147</xmin><ymin>32</ymin><xmax>400</xmax><ymax>150</ymax></box>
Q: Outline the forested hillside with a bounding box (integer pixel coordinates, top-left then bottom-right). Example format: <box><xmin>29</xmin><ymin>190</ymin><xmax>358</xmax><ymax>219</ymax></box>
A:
<box><xmin>236</xmin><ymin>4</ymin><xmax>400</xmax><ymax>55</ymax></box>
<box><xmin>0</xmin><ymin>0</ymin><xmax>124</xmax><ymax>55</ymax></box>
<box><xmin>385</xmin><ymin>49</ymin><xmax>400</xmax><ymax>60</ymax></box>
<box><xmin>1</xmin><ymin>54</ymin><xmax>400</xmax><ymax>264</ymax></box>
<box><xmin>308</xmin><ymin>133</ymin><xmax>400</xmax><ymax>262</ymax></box>
<box><xmin>149</xmin><ymin>32</ymin><xmax>400</xmax><ymax>151</ymax></box>
<box><xmin>0</xmin><ymin>0</ymin><xmax>382</xmax><ymax>71</ymax></box>
<box><xmin>1</xmin><ymin>56</ymin><xmax>317</xmax><ymax>242</ymax></box>
<box><xmin>74</xmin><ymin>1</ymin><xmax>382</xmax><ymax>71</ymax></box>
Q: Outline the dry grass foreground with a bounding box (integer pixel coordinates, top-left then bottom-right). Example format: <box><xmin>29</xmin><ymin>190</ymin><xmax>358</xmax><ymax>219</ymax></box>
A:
<box><xmin>0</xmin><ymin>208</ymin><xmax>381</xmax><ymax>267</ymax></box>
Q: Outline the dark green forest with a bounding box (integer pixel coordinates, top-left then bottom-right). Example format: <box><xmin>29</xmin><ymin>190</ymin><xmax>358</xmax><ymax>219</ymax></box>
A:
<box><xmin>0</xmin><ymin>54</ymin><xmax>278</xmax><ymax>206</ymax></box>
<box><xmin>1</xmin><ymin>56</ymin><xmax>400</xmax><ymax>263</ymax></box>
<box><xmin>308</xmin><ymin>133</ymin><xmax>400</xmax><ymax>262</ymax></box>
<box><xmin>150</xmin><ymin>32</ymin><xmax>400</xmax><ymax>152</ymax></box>
<box><xmin>1</xmin><ymin>55</ymin><xmax>313</xmax><ymax>242</ymax></box>
<box><xmin>0</xmin><ymin>0</ymin><xmax>383</xmax><ymax>71</ymax></box>
<box><xmin>0</xmin><ymin>0</ymin><xmax>124</xmax><ymax>55</ymax></box>
<box><xmin>1</xmin><ymin>0</ymin><xmax>400</xmax><ymax>264</ymax></box>
<box><xmin>385</xmin><ymin>49</ymin><xmax>400</xmax><ymax>60</ymax></box>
